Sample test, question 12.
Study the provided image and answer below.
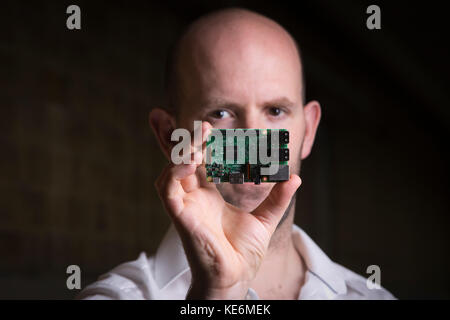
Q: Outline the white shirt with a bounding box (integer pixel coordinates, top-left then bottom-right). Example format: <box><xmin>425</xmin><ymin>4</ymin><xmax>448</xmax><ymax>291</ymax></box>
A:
<box><xmin>77</xmin><ymin>223</ymin><xmax>396</xmax><ymax>300</ymax></box>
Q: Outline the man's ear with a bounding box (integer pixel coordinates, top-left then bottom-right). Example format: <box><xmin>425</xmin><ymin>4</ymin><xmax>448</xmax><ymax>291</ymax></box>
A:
<box><xmin>301</xmin><ymin>100</ymin><xmax>322</xmax><ymax>159</ymax></box>
<box><xmin>149</xmin><ymin>108</ymin><xmax>176</xmax><ymax>160</ymax></box>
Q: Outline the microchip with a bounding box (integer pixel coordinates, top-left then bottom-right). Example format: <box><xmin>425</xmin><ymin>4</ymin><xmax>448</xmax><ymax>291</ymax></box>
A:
<box><xmin>229</xmin><ymin>172</ymin><xmax>244</xmax><ymax>184</ymax></box>
<box><xmin>266</xmin><ymin>165</ymin><xmax>289</xmax><ymax>182</ymax></box>
<box><xmin>206</xmin><ymin>129</ymin><xmax>289</xmax><ymax>184</ymax></box>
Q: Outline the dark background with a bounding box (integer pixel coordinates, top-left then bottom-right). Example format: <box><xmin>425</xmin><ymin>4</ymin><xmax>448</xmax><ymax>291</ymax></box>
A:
<box><xmin>0</xmin><ymin>0</ymin><xmax>449</xmax><ymax>299</ymax></box>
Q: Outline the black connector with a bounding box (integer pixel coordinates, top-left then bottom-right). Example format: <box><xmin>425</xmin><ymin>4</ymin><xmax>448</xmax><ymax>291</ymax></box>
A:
<box><xmin>279</xmin><ymin>148</ymin><xmax>289</xmax><ymax>161</ymax></box>
<box><xmin>280</xmin><ymin>131</ymin><xmax>289</xmax><ymax>144</ymax></box>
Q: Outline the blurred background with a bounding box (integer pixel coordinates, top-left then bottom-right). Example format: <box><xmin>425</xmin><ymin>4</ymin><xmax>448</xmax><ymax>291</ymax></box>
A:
<box><xmin>0</xmin><ymin>0</ymin><xmax>449</xmax><ymax>299</ymax></box>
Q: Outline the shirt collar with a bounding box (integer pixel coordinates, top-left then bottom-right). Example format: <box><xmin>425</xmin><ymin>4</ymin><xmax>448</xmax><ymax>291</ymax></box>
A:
<box><xmin>291</xmin><ymin>224</ymin><xmax>347</xmax><ymax>296</ymax></box>
<box><xmin>154</xmin><ymin>223</ymin><xmax>347</xmax><ymax>296</ymax></box>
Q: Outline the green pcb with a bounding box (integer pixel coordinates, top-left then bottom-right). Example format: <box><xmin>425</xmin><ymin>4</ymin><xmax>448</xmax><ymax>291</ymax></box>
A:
<box><xmin>206</xmin><ymin>129</ymin><xmax>289</xmax><ymax>184</ymax></box>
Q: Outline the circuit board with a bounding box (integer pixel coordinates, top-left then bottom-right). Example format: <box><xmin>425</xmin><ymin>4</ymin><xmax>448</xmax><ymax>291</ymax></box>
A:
<box><xmin>206</xmin><ymin>129</ymin><xmax>289</xmax><ymax>184</ymax></box>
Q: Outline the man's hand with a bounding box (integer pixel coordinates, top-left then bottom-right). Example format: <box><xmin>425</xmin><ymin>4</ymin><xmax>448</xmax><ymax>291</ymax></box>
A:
<box><xmin>154</xmin><ymin>122</ymin><xmax>301</xmax><ymax>299</ymax></box>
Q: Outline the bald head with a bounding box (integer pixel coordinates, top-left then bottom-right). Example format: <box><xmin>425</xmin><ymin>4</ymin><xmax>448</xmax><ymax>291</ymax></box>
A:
<box><xmin>165</xmin><ymin>8</ymin><xmax>305</xmax><ymax>113</ymax></box>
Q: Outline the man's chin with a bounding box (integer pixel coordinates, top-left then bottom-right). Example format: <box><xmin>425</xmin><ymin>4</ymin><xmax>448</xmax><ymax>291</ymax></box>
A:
<box><xmin>217</xmin><ymin>183</ymin><xmax>274</xmax><ymax>212</ymax></box>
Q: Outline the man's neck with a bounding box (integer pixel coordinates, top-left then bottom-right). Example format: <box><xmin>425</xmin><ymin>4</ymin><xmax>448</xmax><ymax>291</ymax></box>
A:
<box><xmin>249</xmin><ymin>203</ymin><xmax>306</xmax><ymax>299</ymax></box>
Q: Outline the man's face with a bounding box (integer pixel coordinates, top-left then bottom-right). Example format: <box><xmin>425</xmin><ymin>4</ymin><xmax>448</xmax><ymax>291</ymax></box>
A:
<box><xmin>173</xmin><ymin>23</ymin><xmax>312</xmax><ymax>212</ymax></box>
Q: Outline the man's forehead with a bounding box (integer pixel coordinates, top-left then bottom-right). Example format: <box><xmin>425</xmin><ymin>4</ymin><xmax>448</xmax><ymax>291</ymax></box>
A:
<box><xmin>178</xmin><ymin>9</ymin><xmax>302</xmax><ymax>72</ymax></box>
<box><xmin>168</xmin><ymin>8</ymin><xmax>305</xmax><ymax>113</ymax></box>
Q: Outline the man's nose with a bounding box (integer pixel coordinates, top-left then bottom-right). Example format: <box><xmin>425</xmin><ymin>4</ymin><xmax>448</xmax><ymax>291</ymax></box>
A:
<box><xmin>237</xmin><ymin>112</ymin><xmax>263</xmax><ymax>129</ymax></box>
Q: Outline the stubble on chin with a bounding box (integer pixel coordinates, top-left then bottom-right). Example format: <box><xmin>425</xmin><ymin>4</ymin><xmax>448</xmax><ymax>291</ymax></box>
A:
<box><xmin>216</xmin><ymin>155</ymin><xmax>302</xmax><ymax>214</ymax></box>
<box><xmin>217</xmin><ymin>183</ymin><xmax>273</xmax><ymax>212</ymax></box>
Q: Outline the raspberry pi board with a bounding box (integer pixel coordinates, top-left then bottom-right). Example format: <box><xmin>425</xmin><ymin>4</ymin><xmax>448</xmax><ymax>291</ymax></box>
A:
<box><xmin>206</xmin><ymin>129</ymin><xmax>289</xmax><ymax>184</ymax></box>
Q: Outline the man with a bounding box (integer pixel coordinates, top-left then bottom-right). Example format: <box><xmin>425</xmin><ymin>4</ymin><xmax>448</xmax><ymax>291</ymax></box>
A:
<box><xmin>77</xmin><ymin>8</ymin><xmax>395</xmax><ymax>300</ymax></box>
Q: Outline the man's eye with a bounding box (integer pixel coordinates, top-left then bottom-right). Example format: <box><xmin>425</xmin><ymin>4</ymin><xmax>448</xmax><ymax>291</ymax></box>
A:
<box><xmin>210</xmin><ymin>110</ymin><xmax>231</xmax><ymax>119</ymax></box>
<box><xmin>268</xmin><ymin>107</ymin><xmax>283</xmax><ymax>116</ymax></box>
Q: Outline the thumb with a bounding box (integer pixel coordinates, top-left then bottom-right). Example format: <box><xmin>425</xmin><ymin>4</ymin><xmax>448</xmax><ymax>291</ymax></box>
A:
<box><xmin>252</xmin><ymin>174</ymin><xmax>302</xmax><ymax>230</ymax></box>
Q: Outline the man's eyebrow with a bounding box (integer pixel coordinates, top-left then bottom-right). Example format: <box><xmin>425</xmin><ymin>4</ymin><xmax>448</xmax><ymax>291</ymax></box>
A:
<box><xmin>202</xmin><ymin>98</ymin><xmax>243</xmax><ymax>110</ymax></box>
<box><xmin>202</xmin><ymin>96</ymin><xmax>297</xmax><ymax>110</ymax></box>
<box><xmin>263</xmin><ymin>96</ymin><xmax>297</xmax><ymax>108</ymax></box>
